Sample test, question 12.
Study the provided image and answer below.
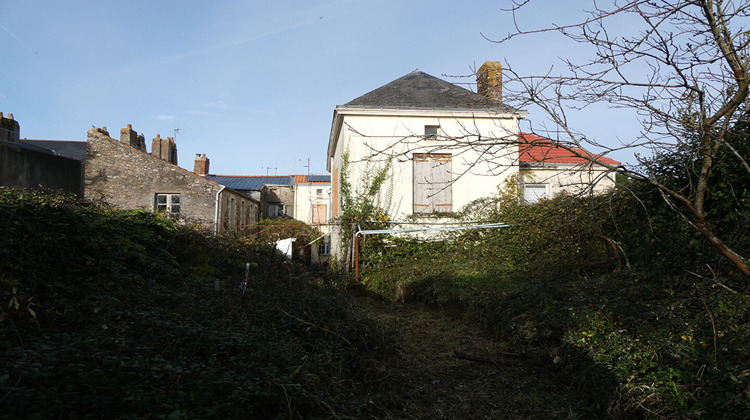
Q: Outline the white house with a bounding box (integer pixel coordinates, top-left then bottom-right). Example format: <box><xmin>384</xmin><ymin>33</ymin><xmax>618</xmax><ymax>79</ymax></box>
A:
<box><xmin>326</xmin><ymin>62</ymin><xmax>527</xmax><ymax>258</ymax></box>
<box><xmin>326</xmin><ymin>62</ymin><xmax>620</xmax><ymax>260</ymax></box>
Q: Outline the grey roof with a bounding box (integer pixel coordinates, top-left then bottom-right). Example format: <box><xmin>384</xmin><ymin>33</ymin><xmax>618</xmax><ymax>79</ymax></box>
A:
<box><xmin>307</xmin><ymin>175</ymin><xmax>330</xmax><ymax>183</ymax></box>
<box><xmin>21</xmin><ymin>139</ymin><xmax>87</xmax><ymax>162</ymax></box>
<box><xmin>205</xmin><ymin>175</ymin><xmax>293</xmax><ymax>191</ymax></box>
<box><xmin>341</xmin><ymin>69</ymin><xmax>519</xmax><ymax>113</ymax></box>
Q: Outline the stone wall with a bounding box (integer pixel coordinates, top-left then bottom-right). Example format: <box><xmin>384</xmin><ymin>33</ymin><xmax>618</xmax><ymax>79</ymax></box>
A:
<box><xmin>85</xmin><ymin>127</ymin><xmax>259</xmax><ymax>233</ymax></box>
<box><xmin>262</xmin><ymin>185</ymin><xmax>295</xmax><ymax>219</ymax></box>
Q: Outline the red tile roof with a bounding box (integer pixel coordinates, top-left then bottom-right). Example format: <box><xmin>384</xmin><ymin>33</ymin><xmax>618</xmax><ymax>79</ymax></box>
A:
<box><xmin>518</xmin><ymin>133</ymin><xmax>620</xmax><ymax>165</ymax></box>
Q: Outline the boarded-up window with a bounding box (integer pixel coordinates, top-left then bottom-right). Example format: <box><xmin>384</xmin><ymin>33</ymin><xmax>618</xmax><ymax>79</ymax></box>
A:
<box><xmin>313</xmin><ymin>204</ymin><xmax>327</xmax><ymax>224</ymax></box>
<box><xmin>413</xmin><ymin>153</ymin><xmax>452</xmax><ymax>213</ymax></box>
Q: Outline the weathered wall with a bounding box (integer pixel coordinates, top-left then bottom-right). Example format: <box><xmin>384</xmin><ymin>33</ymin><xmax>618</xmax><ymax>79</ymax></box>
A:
<box><xmin>262</xmin><ymin>185</ymin><xmax>295</xmax><ymax>219</ymax></box>
<box><xmin>0</xmin><ymin>141</ymin><xmax>82</xmax><ymax>195</ymax></box>
<box><xmin>84</xmin><ymin>128</ymin><xmax>259</xmax><ymax>233</ymax></box>
<box><xmin>219</xmin><ymin>188</ymin><xmax>260</xmax><ymax>231</ymax></box>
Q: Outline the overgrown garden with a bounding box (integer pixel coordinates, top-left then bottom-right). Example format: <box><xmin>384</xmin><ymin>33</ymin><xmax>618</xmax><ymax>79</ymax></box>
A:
<box><xmin>0</xmin><ymin>188</ymin><xmax>399</xmax><ymax>419</ymax></box>
<box><xmin>353</xmin><ymin>174</ymin><xmax>750</xmax><ymax>418</ymax></box>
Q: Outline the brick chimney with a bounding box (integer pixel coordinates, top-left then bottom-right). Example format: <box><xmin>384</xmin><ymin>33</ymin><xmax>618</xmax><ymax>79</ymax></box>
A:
<box><xmin>151</xmin><ymin>134</ymin><xmax>178</xmax><ymax>165</ymax></box>
<box><xmin>477</xmin><ymin>61</ymin><xmax>503</xmax><ymax>101</ymax></box>
<box><xmin>194</xmin><ymin>153</ymin><xmax>210</xmax><ymax>175</ymax></box>
<box><xmin>120</xmin><ymin>124</ymin><xmax>147</xmax><ymax>152</ymax></box>
<box><xmin>0</xmin><ymin>112</ymin><xmax>20</xmax><ymax>144</ymax></box>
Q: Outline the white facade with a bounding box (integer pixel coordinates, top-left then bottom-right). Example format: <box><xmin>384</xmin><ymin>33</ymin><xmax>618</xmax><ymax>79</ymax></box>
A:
<box><xmin>293</xmin><ymin>181</ymin><xmax>331</xmax><ymax>228</ymax></box>
<box><xmin>327</xmin><ymin>109</ymin><xmax>524</xmax><ymax>259</ymax></box>
<box><xmin>519</xmin><ymin>165</ymin><xmax>616</xmax><ymax>203</ymax></box>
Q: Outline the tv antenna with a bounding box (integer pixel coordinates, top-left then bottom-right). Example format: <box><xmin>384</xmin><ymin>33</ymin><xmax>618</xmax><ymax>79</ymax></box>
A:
<box><xmin>173</xmin><ymin>126</ymin><xmax>190</xmax><ymax>141</ymax></box>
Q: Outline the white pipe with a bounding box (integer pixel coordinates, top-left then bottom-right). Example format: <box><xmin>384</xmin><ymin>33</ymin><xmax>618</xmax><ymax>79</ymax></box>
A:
<box><xmin>214</xmin><ymin>185</ymin><xmax>226</xmax><ymax>235</ymax></box>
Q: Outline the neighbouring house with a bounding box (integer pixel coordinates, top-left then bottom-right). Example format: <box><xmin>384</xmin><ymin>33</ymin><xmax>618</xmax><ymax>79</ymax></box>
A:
<box><xmin>326</xmin><ymin>61</ymin><xmax>619</xmax><ymax>259</ymax></box>
<box><xmin>202</xmin><ymin>174</ymin><xmax>296</xmax><ymax>219</ymax></box>
<box><xmin>203</xmin><ymin>170</ymin><xmax>332</xmax><ymax>263</ymax></box>
<box><xmin>518</xmin><ymin>132</ymin><xmax>620</xmax><ymax>203</ymax></box>
<box><xmin>203</xmin><ymin>172</ymin><xmax>331</xmax><ymax>225</ymax></box>
<box><xmin>292</xmin><ymin>174</ymin><xmax>332</xmax><ymax>263</ymax></box>
<box><xmin>0</xmin><ymin>112</ymin><xmax>83</xmax><ymax>196</ymax></box>
<box><xmin>84</xmin><ymin>125</ymin><xmax>260</xmax><ymax>234</ymax></box>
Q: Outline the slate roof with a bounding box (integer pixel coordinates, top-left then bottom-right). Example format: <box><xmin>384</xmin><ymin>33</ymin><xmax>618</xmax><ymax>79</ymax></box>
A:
<box><xmin>519</xmin><ymin>133</ymin><xmax>620</xmax><ymax>165</ymax></box>
<box><xmin>205</xmin><ymin>175</ymin><xmax>293</xmax><ymax>191</ymax></box>
<box><xmin>205</xmin><ymin>174</ymin><xmax>330</xmax><ymax>191</ymax></box>
<box><xmin>341</xmin><ymin>69</ymin><xmax>520</xmax><ymax>113</ymax></box>
<box><xmin>20</xmin><ymin>139</ymin><xmax>87</xmax><ymax>162</ymax></box>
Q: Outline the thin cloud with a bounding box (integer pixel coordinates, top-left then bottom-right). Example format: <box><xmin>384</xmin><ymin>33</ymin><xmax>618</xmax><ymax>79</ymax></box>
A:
<box><xmin>104</xmin><ymin>17</ymin><xmax>320</xmax><ymax>80</ymax></box>
<box><xmin>0</xmin><ymin>22</ymin><xmax>36</xmax><ymax>53</ymax></box>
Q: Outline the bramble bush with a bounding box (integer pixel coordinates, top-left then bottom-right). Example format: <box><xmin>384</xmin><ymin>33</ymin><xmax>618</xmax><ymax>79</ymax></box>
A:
<box><xmin>0</xmin><ymin>187</ymin><xmax>398</xmax><ymax>418</ymax></box>
<box><xmin>357</xmin><ymin>184</ymin><xmax>750</xmax><ymax>418</ymax></box>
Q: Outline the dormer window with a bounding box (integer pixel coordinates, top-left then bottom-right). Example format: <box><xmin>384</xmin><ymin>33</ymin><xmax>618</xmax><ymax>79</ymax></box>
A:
<box><xmin>425</xmin><ymin>125</ymin><xmax>439</xmax><ymax>140</ymax></box>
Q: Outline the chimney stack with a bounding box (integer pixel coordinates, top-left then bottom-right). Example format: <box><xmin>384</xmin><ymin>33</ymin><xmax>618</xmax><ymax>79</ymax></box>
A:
<box><xmin>194</xmin><ymin>153</ymin><xmax>210</xmax><ymax>175</ymax></box>
<box><xmin>120</xmin><ymin>124</ymin><xmax>147</xmax><ymax>152</ymax></box>
<box><xmin>477</xmin><ymin>61</ymin><xmax>503</xmax><ymax>101</ymax></box>
<box><xmin>151</xmin><ymin>134</ymin><xmax>178</xmax><ymax>165</ymax></box>
<box><xmin>0</xmin><ymin>112</ymin><xmax>20</xmax><ymax>144</ymax></box>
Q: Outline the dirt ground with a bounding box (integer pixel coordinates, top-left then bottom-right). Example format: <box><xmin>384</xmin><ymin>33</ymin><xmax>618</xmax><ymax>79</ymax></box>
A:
<box><xmin>355</xmin><ymin>296</ymin><xmax>612</xmax><ymax>419</ymax></box>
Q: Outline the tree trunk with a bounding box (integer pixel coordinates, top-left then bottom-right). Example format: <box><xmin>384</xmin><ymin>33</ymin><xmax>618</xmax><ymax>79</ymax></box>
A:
<box><xmin>695</xmin><ymin>221</ymin><xmax>750</xmax><ymax>275</ymax></box>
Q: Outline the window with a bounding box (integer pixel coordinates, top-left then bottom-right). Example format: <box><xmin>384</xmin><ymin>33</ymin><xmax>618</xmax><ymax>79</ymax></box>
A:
<box><xmin>318</xmin><ymin>242</ymin><xmax>330</xmax><ymax>256</ymax></box>
<box><xmin>268</xmin><ymin>203</ymin><xmax>285</xmax><ymax>217</ymax></box>
<box><xmin>413</xmin><ymin>153</ymin><xmax>452</xmax><ymax>213</ymax></box>
<box><xmin>523</xmin><ymin>184</ymin><xmax>548</xmax><ymax>204</ymax></box>
<box><xmin>424</xmin><ymin>125</ymin><xmax>439</xmax><ymax>140</ymax></box>
<box><xmin>155</xmin><ymin>193</ymin><xmax>181</xmax><ymax>214</ymax></box>
<box><xmin>316</xmin><ymin>188</ymin><xmax>324</xmax><ymax>196</ymax></box>
<box><xmin>313</xmin><ymin>204</ymin><xmax>327</xmax><ymax>224</ymax></box>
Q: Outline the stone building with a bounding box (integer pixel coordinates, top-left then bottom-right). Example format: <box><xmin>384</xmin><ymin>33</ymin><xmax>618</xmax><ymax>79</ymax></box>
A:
<box><xmin>84</xmin><ymin>125</ymin><xmax>259</xmax><ymax>234</ymax></box>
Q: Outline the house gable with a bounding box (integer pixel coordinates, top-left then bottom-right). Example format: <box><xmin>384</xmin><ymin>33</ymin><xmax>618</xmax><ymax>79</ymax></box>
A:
<box><xmin>84</xmin><ymin>128</ymin><xmax>259</xmax><ymax>233</ymax></box>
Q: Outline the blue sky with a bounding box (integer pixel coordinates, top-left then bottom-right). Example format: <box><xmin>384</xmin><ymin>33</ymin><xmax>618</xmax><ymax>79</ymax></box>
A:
<box><xmin>1</xmin><ymin>0</ymin><xmax>639</xmax><ymax>175</ymax></box>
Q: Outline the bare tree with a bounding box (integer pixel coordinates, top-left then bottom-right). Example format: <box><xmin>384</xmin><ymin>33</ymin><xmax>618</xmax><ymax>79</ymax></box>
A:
<box><xmin>493</xmin><ymin>0</ymin><xmax>750</xmax><ymax>275</ymax></box>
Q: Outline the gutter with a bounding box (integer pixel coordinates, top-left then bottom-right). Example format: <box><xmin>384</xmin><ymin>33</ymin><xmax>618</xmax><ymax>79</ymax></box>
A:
<box><xmin>214</xmin><ymin>185</ymin><xmax>226</xmax><ymax>235</ymax></box>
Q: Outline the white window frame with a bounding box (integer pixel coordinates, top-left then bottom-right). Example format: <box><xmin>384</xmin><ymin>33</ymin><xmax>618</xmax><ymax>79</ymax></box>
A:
<box><xmin>155</xmin><ymin>193</ymin><xmax>181</xmax><ymax>214</ymax></box>
<box><xmin>523</xmin><ymin>184</ymin><xmax>548</xmax><ymax>204</ymax></box>
<box><xmin>318</xmin><ymin>241</ymin><xmax>330</xmax><ymax>256</ymax></box>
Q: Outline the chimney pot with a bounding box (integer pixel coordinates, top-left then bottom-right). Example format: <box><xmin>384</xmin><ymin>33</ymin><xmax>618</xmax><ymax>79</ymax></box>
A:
<box><xmin>7</xmin><ymin>113</ymin><xmax>14</xmax><ymax>120</ymax></box>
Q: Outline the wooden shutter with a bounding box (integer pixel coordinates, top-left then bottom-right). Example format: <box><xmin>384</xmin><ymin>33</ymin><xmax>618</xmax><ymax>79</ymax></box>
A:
<box><xmin>431</xmin><ymin>154</ymin><xmax>452</xmax><ymax>212</ymax></box>
<box><xmin>313</xmin><ymin>204</ymin><xmax>326</xmax><ymax>224</ymax></box>
<box><xmin>413</xmin><ymin>154</ymin><xmax>452</xmax><ymax>213</ymax></box>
